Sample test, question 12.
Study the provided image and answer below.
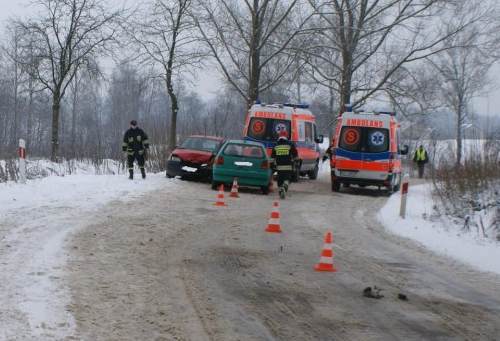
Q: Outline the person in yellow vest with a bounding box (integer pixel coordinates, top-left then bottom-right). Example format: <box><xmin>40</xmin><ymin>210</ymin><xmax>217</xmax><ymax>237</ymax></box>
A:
<box><xmin>413</xmin><ymin>145</ymin><xmax>429</xmax><ymax>178</ymax></box>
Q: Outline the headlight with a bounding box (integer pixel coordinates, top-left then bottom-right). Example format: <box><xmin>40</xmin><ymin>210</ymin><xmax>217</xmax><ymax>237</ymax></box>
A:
<box><xmin>170</xmin><ymin>155</ymin><xmax>181</xmax><ymax>162</ymax></box>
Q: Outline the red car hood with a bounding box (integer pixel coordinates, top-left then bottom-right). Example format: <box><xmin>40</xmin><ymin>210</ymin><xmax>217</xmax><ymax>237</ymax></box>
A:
<box><xmin>173</xmin><ymin>149</ymin><xmax>214</xmax><ymax>164</ymax></box>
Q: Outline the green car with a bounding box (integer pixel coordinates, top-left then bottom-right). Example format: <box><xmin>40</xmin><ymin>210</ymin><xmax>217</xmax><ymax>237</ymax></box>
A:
<box><xmin>212</xmin><ymin>140</ymin><xmax>272</xmax><ymax>194</ymax></box>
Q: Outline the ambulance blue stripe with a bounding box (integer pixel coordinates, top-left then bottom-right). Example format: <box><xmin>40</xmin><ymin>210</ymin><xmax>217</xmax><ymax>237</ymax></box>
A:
<box><xmin>336</xmin><ymin>148</ymin><xmax>390</xmax><ymax>160</ymax></box>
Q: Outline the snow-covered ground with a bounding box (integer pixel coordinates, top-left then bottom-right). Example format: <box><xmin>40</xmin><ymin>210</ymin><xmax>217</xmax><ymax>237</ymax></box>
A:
<box><xmin>0</xmin><ymin>173</ymin><xmax>172</xmax><ymax>339</ymax></box>
<box><xmin>378</xmin><ymin>184</ymin><xmax>500</xmax><ymax>276</ymax></box>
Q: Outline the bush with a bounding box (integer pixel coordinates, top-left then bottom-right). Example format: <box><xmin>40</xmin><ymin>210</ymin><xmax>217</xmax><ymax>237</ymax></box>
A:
<box><xmin>432</xmin><ymin>140</ymin><xmax>500</xmax><ymax>239</ymax></box>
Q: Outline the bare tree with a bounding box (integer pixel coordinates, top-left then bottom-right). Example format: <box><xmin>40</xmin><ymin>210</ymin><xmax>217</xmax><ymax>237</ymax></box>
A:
<box><xmin>429</xmin><ymin>28</ymin><xmax>499</xmax><ymax>164</ymax></box>
<box><xmin>195</xmin><ymin>0</ymin><xmax>312</xmax><ymax>107</ymax></box>
<box><xmin>128</xmin><ymin>0</ymin><xmax>202</xmax><ymax>152</ymax></box>
<box><xmin>306</xmin><ymin>0</ymin><xmax>481</xmax><ymax>116</ymax></box>
<box><xmin>15</xmin><ymin>0</ymin><xmax>120</xmax><ymax>161</ymax></box>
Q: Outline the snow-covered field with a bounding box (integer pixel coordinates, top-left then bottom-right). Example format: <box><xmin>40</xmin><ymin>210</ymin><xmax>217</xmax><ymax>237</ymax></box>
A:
<box><xmin>378</xmin><ymin>184</ymin><xmax>500</xmax><ymax>276</ymax></box>
<box><xmin>0</xmin><ymin>158</ymin><xmax>127</xmax><ymax>183</ymax></box>
<box><xmin>0</xmin><ymin>173</ymin><xmax>171</xmax><ymax>339</ymax></box>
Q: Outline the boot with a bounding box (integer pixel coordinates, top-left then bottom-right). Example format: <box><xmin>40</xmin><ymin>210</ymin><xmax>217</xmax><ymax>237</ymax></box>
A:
<box><xmin>279</xmin><ymin>186</ymin><xmax>286</xmax><ymax>199</ymax></box>
<box><xmin>129</xmin><ymin>169</ymin><xmax>133</xmax><ymax>180</ymax></box>
<box><xmin>140</xmin><ymin>168</ymin><xmax>146</xmax><ymax>179</ymax></box>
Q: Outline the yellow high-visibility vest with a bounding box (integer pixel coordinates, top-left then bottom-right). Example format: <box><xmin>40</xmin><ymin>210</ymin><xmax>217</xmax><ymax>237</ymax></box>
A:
<box><xmin>416</xmin><ymin>148</ymin><xmax>426</xmax><ymax>161</ymax></box>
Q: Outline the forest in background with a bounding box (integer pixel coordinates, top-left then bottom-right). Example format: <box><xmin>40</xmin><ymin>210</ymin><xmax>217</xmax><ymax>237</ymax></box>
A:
<box><xmin>0</xmin><ymin>0</ymin><xmax>499</xmax><ymax>163</ymax></box>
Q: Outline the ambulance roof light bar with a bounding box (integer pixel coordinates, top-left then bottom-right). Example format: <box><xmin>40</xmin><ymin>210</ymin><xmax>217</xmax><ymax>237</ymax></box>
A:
<box><xmin>283</xmin><ymin>103</ymin><xmax>309</xmax><ymax>109</ymax></box>
<box><xmin>377</xmin><ymin>111</ymin><xmax>397</xmax><ymax>116</ymax></box>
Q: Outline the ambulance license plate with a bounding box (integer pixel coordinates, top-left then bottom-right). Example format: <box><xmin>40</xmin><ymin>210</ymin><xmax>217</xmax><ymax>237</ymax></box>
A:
<box><xmin>340</xmin><ymin>170</ymin><xmax>357</xmax><ymax>177</ymax></box>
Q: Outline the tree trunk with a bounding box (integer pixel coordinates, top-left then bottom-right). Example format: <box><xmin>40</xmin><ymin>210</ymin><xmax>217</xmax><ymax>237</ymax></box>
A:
<box><xmin>13</xmin><ymin>54</ymin><xmax>19</xmax><ymax>149</ymax></box>
<box><xmin>27</xmin><ymin>85</ymin><xmax>33</xmax><ymax>151</ymax></box>
<box><xmin>51</xmin><ymin>92</ymin><xmax>61</xmax><ymax>162</ymax></box>
<box><xmin>456</xmin><ymin>104</ymin><xmax>463</xmax><ymax>166</ymax></box>
<box><xmin>328</xmin><ymin>82</ymin><xmax>335</xmax><ymax>136</ymax></box>
<box><xmin>71</xmin><ymin>76</ymin><xmax>78</xmax><ymax>159</ymax></box>
<box><xmin>339</xmin><ymin>55</ymin><xmax>353</xmax><ymax>115</ymax></box>
<box><xmin>247</xmin><ymin>0</ymin><xmax>261</xmax><ymax>108</ymax></box>
<box><xmin>166</xmin><ymin>75</ymin><xmax>178</xmax><ymax>153</ymax></box>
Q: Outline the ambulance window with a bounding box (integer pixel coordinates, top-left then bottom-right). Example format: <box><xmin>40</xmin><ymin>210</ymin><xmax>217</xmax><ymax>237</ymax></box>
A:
<box><xmin>247</xmin><ymin>118</ymin><xmax>291</xmax><ymax>141</ymax></box>
<box><xmin>298</xmin><ymin>122</ymin><xmax>306</xmax><ymax>141</ymax></box>
<box><xmin>248</xmin><ymin>118</ymin><xmax>266</xmax><ymax>139</ymax></box>
<box><xmin>339</xmin><ymin>127</ymin><xmax>362</xmax><ymax>152</ymax></box>
<box><xmin>304</xmin><ymin>122</ymin><xmax>313</xmax><ymax>143</ymax></box>
<box><xmin>366</xmin><ymin>128</ymin><xmax>389</xmax><ymax>153</ymax></box>
<box><xmin>271</xmin><ymin>120</ymin><xmax>291</xmax><ymax>140</ymax></box>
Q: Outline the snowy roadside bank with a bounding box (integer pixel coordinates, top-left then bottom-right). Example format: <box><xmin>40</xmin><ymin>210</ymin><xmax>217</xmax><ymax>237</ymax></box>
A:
<box><xmin>377</xmin><ymin>184</ymin><xmax>500</xmax><ymax>276</ymax></box>
<box><xmin>0</xmin><ymin>173</ymin><xmax>173</xmax><ymax>340</ymax></box>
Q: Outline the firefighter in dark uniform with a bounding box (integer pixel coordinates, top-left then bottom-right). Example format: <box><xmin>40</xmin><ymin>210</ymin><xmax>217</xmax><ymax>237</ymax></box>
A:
<box><xmin>122</xmin><ymin>120</ymin><xmax>150</xmax><ymax>179</ymax></box>
<box><xmin>272</xmin><ymin>130</ymin><xmax>298</xmax><ymax>199</ymax></box>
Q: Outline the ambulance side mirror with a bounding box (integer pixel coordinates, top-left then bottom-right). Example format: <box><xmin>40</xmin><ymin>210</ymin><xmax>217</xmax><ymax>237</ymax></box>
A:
<box><xmin>400</xmin><ymin>145</ymin><xmax>409</xmax><ymax>155</ymax></box>
<box><xmin>315</xmin><ymin>135</ymin><xmax>324</xmax><ymax>144</ymax></box>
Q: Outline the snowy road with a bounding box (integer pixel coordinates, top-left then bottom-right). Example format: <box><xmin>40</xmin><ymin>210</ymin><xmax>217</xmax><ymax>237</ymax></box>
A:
<box><xmin>2</xmin><ymin>170</ymin><xmax>500</xmax><ymax>340</ymax></box>
<box><xmin>0</xmin><ymin>175</ymin><xmax>172</xmax><ymax>340</ymax></box>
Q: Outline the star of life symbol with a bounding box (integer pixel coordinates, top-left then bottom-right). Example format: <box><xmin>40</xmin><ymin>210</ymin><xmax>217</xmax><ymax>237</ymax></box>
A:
<box><xmin>370</xmin><ymin>131</ymin><xmax>384</xmax><ymax>146</ymax></box>
<box><xmin>275</xmin><ymin>123</ymin><xmax>287</xmax><ymax>133</ymax></box>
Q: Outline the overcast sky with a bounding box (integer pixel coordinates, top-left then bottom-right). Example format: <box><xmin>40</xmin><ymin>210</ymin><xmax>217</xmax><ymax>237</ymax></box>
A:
<box><xmin>1</xmin><ymin>0</ymin><xmax>499</xmax><ymax>115</ymax></box>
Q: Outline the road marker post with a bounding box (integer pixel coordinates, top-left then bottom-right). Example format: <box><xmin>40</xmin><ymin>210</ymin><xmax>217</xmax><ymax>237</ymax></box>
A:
<box><xmin>399</xmin><ymin>174</ymin><xmax>409</xmax><ymax>219</ymax></box>
<box><xmin>18</xmin><ymin>139</ymin><xmax>27</xmax><ymax>184</ymax></box>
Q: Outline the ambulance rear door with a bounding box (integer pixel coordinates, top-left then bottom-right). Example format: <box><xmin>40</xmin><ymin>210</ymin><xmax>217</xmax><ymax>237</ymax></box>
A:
<box><xmin>336</xmin><ymin>125</ymin><xmax>363</xmax><ymax>178</ymax></box>
<box><xmin>362</xmin><ymin>127</ymin><xmax>391</xmax><ymax>178</ymax></box>
<box><xmin>296</xmin><ymin>119</ymin><xmax>319</xmax><ymax>169</ymax></box>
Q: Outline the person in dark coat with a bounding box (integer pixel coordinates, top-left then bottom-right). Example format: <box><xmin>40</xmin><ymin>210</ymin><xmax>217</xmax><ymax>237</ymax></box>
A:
<box><xmin>413</xmin><ymin>145</ymin><xmax>429</xmax><ymax>179</ymax></box>
<box><xmin>122</xmin><ymin>120</ymin><xmax>150</xmax><ymax>179</ymax></box>
<box><xmin>271</xmin><ymin>130</ymin><xmax>298</xmax><ymax>199</ymax></box>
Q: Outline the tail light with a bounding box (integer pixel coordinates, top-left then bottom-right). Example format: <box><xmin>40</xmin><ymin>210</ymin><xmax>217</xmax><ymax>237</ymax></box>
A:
<box><xmin>388</xmin><ymin>152</ymin><xmax>397</xmax><ymax>172</ymax></box>
<box><xmin>261</xmin><ymin>160</ymin><xmax>270</xmax><ymax>169</ymax></box>
<box><xmin>215</xmin><ymin>156</ymin><xmax>224</xmax><ymax>165</ymax></box>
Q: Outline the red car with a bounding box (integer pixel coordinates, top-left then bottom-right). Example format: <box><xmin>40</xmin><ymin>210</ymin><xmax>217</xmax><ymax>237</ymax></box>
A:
<box><xmin>166</xmin><ymin>136</ymin><xmax>225</xmax><ymax>180</ymax></box>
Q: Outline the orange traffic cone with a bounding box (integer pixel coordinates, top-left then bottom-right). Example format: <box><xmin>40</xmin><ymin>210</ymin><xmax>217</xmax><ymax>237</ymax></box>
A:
<box><xmin>265</xmin><ymin>201</ymin><xmax>282</xmax><ymax>233</ymax></box>
<box><xmin>314</xmin><ymin>231</ymin><xmax>337</xmax><ymax>272</ymax></box>
<box><xmin>214</xmin><ymin>184</ymin><xmax>227</xmax><ymax>207</ymax></box>
<box><xmin>230</xmin><ymin>178</ymin><xmax>239</xmax><ymax>198</ymax></box>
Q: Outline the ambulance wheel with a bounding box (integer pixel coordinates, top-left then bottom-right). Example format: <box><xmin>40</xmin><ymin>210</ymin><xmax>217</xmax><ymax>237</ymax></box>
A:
<box><xmin>261</xmin><ymin>186</ymin><xmax>270</xmax><ymax>195</ymax></box>
<box><xmin>308</xmin><ymin>162</ymin><xmax>319</xmax><ymax>180</ymax></box>
<box><xmin>332</xmin><ymin>180</ymin><xmax>341</xmax><ymax>192</ymax></box>
<box><xmin>291</xmin><ymin>162</ymin><xmax>301</xmax><ymax>182</ymax></box>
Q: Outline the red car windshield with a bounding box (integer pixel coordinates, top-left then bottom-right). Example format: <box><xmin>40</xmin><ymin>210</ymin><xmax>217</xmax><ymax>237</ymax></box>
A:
<box><xmin>180</xmin><ymin>137</ymin><xmax>221</xmax><ymax>152</ymax></box>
